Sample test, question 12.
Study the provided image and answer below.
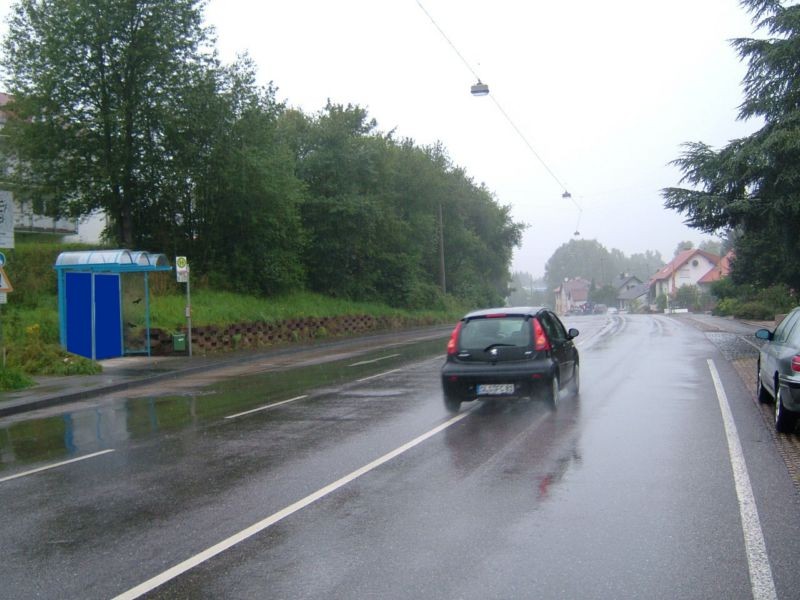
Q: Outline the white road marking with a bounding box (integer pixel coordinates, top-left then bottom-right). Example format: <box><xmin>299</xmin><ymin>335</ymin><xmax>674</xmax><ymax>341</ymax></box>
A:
<box><xmin>112</xmin><ymin>410</ymin><xmax>474</xmax><ymax>600</ymax></box>
<box><xmin>225</xmin><ymin>396</ymin><xmax>308</xmax><ymax>419</ymax></box>
<box><xmin>356</xmin><ymin>368</ymin><xmax>401</xmax><ymax>383</ymax></box>
<box><xmin>707</xmin><ymin>359</ymin><xmax>778</xmax><ymax>600</ymax></box>
<box><xmin>0</xmin><ymin>449</ymin><xmax>116</xmax><ymax>484</ymax></box>
<box><xmin>348</xmin><ymin>353</ymin><xmax>401</xmax><ymax>367</ymax></box>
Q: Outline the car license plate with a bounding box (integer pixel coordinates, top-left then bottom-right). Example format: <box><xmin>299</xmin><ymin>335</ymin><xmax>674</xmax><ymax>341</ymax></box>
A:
<box><xmin>477</xmin><ymin>383</ymin><xmax>514</xmax><ymax>395</ymax></box>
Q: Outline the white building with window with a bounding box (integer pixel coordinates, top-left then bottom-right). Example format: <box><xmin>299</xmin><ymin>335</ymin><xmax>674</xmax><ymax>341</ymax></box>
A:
<box><xmin>1</xmin><ymin>92</ymin><xmax>104</xmax><ymax>244</ymax></box>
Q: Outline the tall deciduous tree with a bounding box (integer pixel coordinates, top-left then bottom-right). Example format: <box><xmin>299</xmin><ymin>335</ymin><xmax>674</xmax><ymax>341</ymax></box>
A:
<box><xmin>662</xmin><ymin>0</ymin><xmax>800</xmax><ymax>291</ymax></box>
<box><xmin>190</xmin><ymin>58</ymin><xmax>306</xmax><ymax>295</ymax></box>
<box><xmin>544</xmin><ymin>239</ymin><xmax>665</xmax><ymax>292</ymax></box>
<box><xmin>1</xmin><ymin>0</ymin><xmax>215</xmax><ymax>246</ymax></box>
<box><xmin>291</xmin><ymin>102</ymin><xmax>524</xmax><ymax>308</ymax></box>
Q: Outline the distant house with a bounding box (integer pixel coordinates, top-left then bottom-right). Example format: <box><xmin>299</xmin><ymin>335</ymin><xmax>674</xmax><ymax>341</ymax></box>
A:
<box><xmin>611</xmin><ymin>273</ymin><xmax>650</xmax><ymax>310</ymax></box>
<box><xmin>618</xmin><ymin>282</ymin><xmax>651</xmax><ymax>312</ymax></box>
<box><xmin>650</xmin><ymin>249</ymin><xmax>723</xmax><ymax>300</ymax></box>
<box><xmin>696</xmin><ymin>250</ymin><xmax>734</xmax><ymax>292</ymax></box>
<box><xmin>0</xmin><ymin>92</ymin><xmax>96</xmax><ymax>241</ymax></box>
<box><xmin>554</xmin><ymin>277</ymin><xmax>590</xmax><ymax>315</ymax></box>
<box><xmin>612</xmin><ymin>273</ymin><xmax>642</xmax><ymax>292</ymax></box>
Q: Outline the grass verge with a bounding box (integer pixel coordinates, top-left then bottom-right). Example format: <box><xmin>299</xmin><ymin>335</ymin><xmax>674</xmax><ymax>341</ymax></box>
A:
<box><xmin>1</xmin><ymin>289</ymin><xmax>465</xmax><ymax>392</ymax></box>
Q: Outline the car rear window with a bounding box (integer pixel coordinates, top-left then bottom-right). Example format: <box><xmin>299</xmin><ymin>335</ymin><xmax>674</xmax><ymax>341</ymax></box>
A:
<box><xmin>459</xmin><ymin>316</ymin><xmax>531</xmax><ymax>349</ymax></box>
<box><xmin>775</xmin><ymin>310</ymin><xmax>800</xmax><ymax>343</ymax></box>
<box><xmin>783</xmin><ymin>309</ymin><xmax>800</xmax><ymax>345</ymax></box>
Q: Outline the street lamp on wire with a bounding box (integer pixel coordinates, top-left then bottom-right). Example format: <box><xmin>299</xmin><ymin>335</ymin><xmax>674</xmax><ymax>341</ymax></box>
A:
<box><xmin>471</xmin><ymin>80</ymin><xmax>582</xmax><ymax>236</ymax></box>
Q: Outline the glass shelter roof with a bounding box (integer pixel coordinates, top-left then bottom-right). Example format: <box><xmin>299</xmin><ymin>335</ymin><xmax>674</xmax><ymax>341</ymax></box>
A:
<box><xmin>55</xmin><ymin>250</ymin><xmax>171</xmax><ymax>272</ymax></box>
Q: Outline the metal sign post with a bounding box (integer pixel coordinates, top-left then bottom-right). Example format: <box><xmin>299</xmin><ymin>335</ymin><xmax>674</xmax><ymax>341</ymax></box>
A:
<box><xmin>0</xmin><ymin>253</ymin><xmax>12</xmax><ymax>368</ymax></box>
<box><xmin>176</xmin><ymin>256</ymin><xmax>192</xmax><ymax>357</ymax></box>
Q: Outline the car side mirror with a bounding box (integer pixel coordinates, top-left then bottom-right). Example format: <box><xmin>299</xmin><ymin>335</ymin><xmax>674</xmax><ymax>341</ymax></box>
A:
<box><xmin>755</xmin><ymin>328</ymin><xmax>773</xmax><ymax>341</ymax></box>
<box><xmin>567</xmin><ymin>328</ymin><xmax>579</xmax><ymax>340</ymax></box>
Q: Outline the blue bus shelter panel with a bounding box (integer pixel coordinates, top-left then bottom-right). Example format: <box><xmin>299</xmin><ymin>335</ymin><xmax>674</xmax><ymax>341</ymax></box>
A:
<box><xmin>65</xmin><ymin>272</ymin><xmax>92</xmax><ymax>358</ymax></box>
<box><xmin>55</xmin><ymin>250</ymin><xmax>172</xmax><ymax>358</ymax></box>
<box><xmin>94</xmin><ymin>274</ymin><xmax>122</xmax><ymax>359</ymax></box>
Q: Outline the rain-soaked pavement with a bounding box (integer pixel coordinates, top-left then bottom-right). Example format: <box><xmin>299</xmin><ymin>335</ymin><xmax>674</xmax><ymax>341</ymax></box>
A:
<box><xmin>2</xmin><ymin>314</ymin><xmax>800</xmax><ymax>599</ymax></box>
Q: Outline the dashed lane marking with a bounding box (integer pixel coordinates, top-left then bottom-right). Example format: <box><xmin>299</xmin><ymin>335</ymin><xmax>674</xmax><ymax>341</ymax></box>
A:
<box><xmin>111</xmin><ymin>410</ymin><xmax>474</xmax><ymax>600</ymax></box>
<box><xmin>0</xmin><ymin>449</ymin><xmax>116</xmax><ymax>484</ymax></box>
<box><xmin>348</xmin><ymin>354</ymin><xmax>401</xmax><ymax>367</ymax></box>
<box><xmin>356</xmin><ymin>369</ymin><xmax>401</xmax><ymax>383</ymax></box>
<box><xmin>225</xmin><ymin>396</ymin><xmax>308</xmax><ymax>419</ymax></box>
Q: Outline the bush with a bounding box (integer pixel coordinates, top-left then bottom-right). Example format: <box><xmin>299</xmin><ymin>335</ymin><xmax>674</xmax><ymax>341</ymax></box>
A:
<box><xmin>709</xmin><ymin>278</ymin><xmax>735</xmax><ymax>300</ymax></box>
<box><xmin>713</xmin><ymin>298</ymin><xmax>739</xmax><ymax>317</ymax></box>
<box><xmin>710</xmin><ymin>282</ymin><xmax>797</xmax><ymax>319</ymax></box>
<box><xmin>5</xmin><ymin>240</ymin><xmax>96</xmax><ymax>308</ymax></box>
<box><xmin>5</xmin><ymin>324</ymin><xmax>101</xmax><ymax>375</ymax></box>
<box><xmin>0</xmin><ymin>366</ymin><xmax>34</xmax><ymax>391</ymax></box>
<box><xmin>405</xmin><ymin>282</ymin><xmax>447</xmax><ymax>312</ymax></box>
<box><xmin>674</xmin><ymin>285</ymin><xmax>700</xmax><ymax>311</ymax></box>
<box><xmin>733</xmin><ymin>301</ymin><xmax>774</xmax><ymax>321</ymax></box>
<box><xmin>755</xmin><ymin>284</ymin><xmax>798</xmax><ymax>314</ymax></box>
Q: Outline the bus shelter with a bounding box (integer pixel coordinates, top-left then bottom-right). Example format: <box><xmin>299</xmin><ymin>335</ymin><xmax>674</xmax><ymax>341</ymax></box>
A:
<box><xmin>54</xmin><ymin>250</ymin><xmax>172</xmax><ymax>359</ymax></box>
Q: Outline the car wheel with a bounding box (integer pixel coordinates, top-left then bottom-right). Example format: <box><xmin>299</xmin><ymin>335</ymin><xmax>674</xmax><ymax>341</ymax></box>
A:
<box><xmin>444</xmin><ymin>394</ymin><xmax>461</xmax><ymax>414</ymax></box>
<box><xmin>775</xmin><ymin>386</ymin><xmax>798</xmax><ymax>434</ymax></box>
<box><xmin>568</xmin><ymin>363</ymin><xmax>580</xmax><ymax>397</ymax></box>
<box><xmin>756</xmin><ymin>362</ymin><xmax>771</xmax><ymax>404</ymax></box>
<box><xmin>545</xmin><ymin>374</ymin><xmax>560</xmax><ymax>409</ymax></box>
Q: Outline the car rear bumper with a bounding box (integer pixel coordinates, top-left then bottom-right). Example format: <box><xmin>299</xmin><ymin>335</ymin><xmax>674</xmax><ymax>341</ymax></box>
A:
<box><xmin>779</xmin><ymin>376</ymin><xmax>800</xmax><ymax>411</ymax></box>
<box><xmin>441</xmin><ymin>359</ymin><xmax>555</xmax><ymax>402</ymax></box>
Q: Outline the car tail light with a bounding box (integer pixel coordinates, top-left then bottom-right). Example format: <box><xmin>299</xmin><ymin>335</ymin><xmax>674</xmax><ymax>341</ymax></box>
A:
<box><xmin>447</xmin><ymin>322</ymin><xmax>463</xmax><ymax>355</ymax></box>
<box><xmin>793</xmin><ymin>355</ymin><xmax>800</xmax><ymax>373</ymax></box>
<box><xmin>532</xmin><ymin>318</ymin><xmax>551</xmax><ymax>351</ymax></box>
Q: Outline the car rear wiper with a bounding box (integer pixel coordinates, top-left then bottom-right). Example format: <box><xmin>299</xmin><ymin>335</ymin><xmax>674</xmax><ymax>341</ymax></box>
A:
<box><xmin>483</xmin><ymin>343</ymin><xmax>515</xmax><ymax>352</ymax></box>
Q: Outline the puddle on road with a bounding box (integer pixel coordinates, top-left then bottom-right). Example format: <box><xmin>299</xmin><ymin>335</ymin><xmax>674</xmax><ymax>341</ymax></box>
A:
<box><xmin>0</xmin><ymin>337</ymin><xmax>447</xmax><ymax>472</ymax></box>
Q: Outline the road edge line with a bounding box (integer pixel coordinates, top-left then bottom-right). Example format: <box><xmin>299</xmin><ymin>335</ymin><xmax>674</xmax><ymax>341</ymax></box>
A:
<box><xmin>707</xmin><ymin>359</ymin><xmax>777</xmax><ymax>600</ymax></box>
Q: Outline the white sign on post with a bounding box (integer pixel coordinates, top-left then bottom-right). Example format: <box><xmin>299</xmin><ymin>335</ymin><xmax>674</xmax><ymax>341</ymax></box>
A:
<box><xmin>176</xmin><ymin>256</ymin><xmax>189</xmax><ymax>283</ymax></box>
<box><xmin>175</xmin><ymin>256</ymin><xmax>192</xmax><ymax>357</ymax></box>
<box><xmin>0</xmin><ymin>191</ymin><xmax>15</xmax><ymax>249</ymax></box>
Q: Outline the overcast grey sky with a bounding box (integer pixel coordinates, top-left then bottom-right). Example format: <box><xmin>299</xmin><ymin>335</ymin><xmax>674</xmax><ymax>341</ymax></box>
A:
<box><xmin>209</xmin><ymin>0</ymin><xmax>761</xmax><ymax>276</ymax></box>
<box><xmin>2</xmin><ymin>1</ymin><xmax>762</xmax><ymax>276</ymax></box>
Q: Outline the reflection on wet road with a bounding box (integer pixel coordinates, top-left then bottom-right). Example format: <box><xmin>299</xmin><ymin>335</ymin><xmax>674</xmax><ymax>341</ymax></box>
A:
<box><xmin>2</xmin><ymin>315</ymin><xmax>800</xmax><ymax>599</ymax></box>
<box><xmin>0</xmin><ymin>337</ymin><xmax>446</xmax><ymax>470</ymax></box>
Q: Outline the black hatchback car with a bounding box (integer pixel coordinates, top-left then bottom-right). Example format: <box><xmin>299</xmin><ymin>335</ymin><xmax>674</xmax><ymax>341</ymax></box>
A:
<box><xmin>441</xmin><ymin>307</ymin><xmax>579</xmax><ymax>412</ymax></box>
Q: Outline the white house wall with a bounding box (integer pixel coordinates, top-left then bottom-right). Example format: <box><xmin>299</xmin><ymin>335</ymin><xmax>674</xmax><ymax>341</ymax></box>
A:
<box><xmin>14</xmin><ymin>198</ymin><xmax>78</xmax><ymax>234</ymax></box>
<box><xmin>675</xmin><ymin>255</ymin><xmax>717</xmax><ymax>289</ymax></box>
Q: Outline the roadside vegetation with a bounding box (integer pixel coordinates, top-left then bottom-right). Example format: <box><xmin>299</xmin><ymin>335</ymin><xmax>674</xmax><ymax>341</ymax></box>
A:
<box><xmin>0</xmin><ymin>239</ymin><xmax>465</xmax><ymax>392</ymax></box>
<box><xmin>0</xmin><ymin>0</ymin><xmax>518</xmax><ymax>392</ymax></box>
<box><xmin>1</xmin><ymin>1</ymin><xmax>522</xmax><ymax>314</ymax></box>
<box><xmin>709</xmin><ymin>280</ymin><xmax>798</xmax><ymax>321</ymax></box>
<box><xmin>663</xmin><ymin>1</ymin><xmax>800</xmax><ymax>301</ymax></box>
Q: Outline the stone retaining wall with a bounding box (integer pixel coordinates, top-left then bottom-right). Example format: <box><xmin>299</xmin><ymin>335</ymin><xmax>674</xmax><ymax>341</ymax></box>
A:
<box><xmin>149</xmin><ymin>314</ymin><xmax>442</xmax><ymax>355</ymax></box>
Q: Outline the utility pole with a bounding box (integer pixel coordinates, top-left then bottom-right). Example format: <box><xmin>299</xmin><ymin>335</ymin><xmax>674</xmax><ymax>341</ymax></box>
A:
<box><xmin>438</xmin><ymin>203</ymin><xmax>446</xmax><ymax>294</ymax></box>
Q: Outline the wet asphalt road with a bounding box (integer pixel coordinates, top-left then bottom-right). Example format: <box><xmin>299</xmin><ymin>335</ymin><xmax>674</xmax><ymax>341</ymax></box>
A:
<box><xmin>2</xmin><ymin>314</ymin><xmax>800</xmax><ymax>599</ymax></box>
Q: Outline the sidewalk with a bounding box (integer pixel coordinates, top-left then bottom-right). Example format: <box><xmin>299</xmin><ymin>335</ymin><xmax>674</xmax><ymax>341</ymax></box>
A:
<box><xmin>0</xmin><ymin>327</ymin><xmax>453</xmax><ymax>418</ymax></box>
<box><xmin>0</xmin><ymin>353</ymin><xmax>256</xmax><ymax>417</ymax></box>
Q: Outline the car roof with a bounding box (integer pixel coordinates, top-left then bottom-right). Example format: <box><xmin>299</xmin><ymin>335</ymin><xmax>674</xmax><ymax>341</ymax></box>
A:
<box><xmin>462</xmin><ymin>306</ymin><xmax>547</xmax><ymax>320</ymax></box>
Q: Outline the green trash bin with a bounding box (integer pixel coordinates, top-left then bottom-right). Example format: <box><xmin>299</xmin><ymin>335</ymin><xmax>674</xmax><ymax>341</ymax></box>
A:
<box><xmin>172</xmin><ymin>333</ymin><xmax>187</xmax><ymax>352</ymax></box>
